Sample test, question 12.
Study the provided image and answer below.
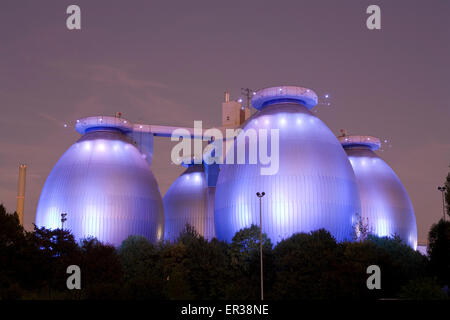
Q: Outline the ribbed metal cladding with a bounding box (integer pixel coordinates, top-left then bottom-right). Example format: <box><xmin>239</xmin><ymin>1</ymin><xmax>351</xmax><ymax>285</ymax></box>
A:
<box><xmin>35</xmin><ymin>130</ymin><xmax>164</xmax><ymax>246</ymax></box>
<box><xmin>215</xmin><ymin>102</ymin><xmax>361</xmax><ymax>244</ymax></box>
<box><xmin>344</xmin><ymin>146</ymin><xmax>417</xmax><ymax>249</ymax></box>
<box><xmin>163</xmin><ymin>164</ymin><xmax>215</xmax><ymax>241</ymax></box>
<box><xmin>204</xmin><ymin>187</ymin><xmax>216</xmax><ymax>240</ymax></box>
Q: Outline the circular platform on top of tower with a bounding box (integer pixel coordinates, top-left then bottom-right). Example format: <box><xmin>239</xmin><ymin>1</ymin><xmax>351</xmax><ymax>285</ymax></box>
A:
<box><xmin>75</xmin><ymin>116</ymin><xmax>133</xmax><ymax>135</ymax></box>
<box><xmin>251</xmin><ymin>86</ymin><xmax>318</xmax><ymax>110</ymax></box>
<box><xmin>338</xmin><ymin>135</ymin><xmax>381</xmax><ymax>151</ymax></box>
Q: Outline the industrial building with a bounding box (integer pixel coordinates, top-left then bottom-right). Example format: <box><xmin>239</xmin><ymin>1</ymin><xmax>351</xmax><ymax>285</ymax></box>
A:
<box><xmin>34</xmin><ymin>85</ymin><xmax>417</xmax><ymax>248</ymax></box>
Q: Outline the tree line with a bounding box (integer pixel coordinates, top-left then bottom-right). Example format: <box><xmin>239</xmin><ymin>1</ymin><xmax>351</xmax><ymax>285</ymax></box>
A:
<box><xmin>1</xmin><ymin>203</ymin><xmax>449</xmax><ymax>300</ymax></box>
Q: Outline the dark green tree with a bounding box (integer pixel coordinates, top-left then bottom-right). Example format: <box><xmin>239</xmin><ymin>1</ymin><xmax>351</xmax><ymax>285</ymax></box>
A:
<box><xmin>228</xmin><ymin>224</ymin><xmax>273</xmax><ymax>299</ymax></box>
<box><xmin>341</xmin><ymin>235</ymin><xmax>427</xmax><ymax>299</ymax></box>
<box><xmin>230</xmin><ymin>224</ymin><xmax>272</xmax><ymax>270</ymax></box>
<box><xmin>161</xmin><ymin>224</ymin><xmax>231</xmax><ymax>299</ymax></box>
<box><xmin>398</xmin><ymin>277</ymin><xmax>448</xmax><ymax>300</ymax></box>
<box><xmin>29</xmin><ymin>226</ymin><xmax>81</xmax><ymax>298</ymax></box>
<box><xmin>79</xmin><ymin>237</ymin><xmax>125</xmax><ymax>299</ymax></box>
<box><xmin>272</xmin><ymin>229</ymin><xmax>343</xmax><ymax>299</ymax></box>
<box><xmin>159</xmin><ymin>241</ymin><xmax>194</xmax><ymax>299</ymax></box>
<box><xmin>367</xmin><ymin>235</ymin><xmax>427</xmax><ymax>284</ymax></box>
<box><xmin>118</xmin><ymin>235</ymin><xmax>165</xmax><ymax>299</ymax></box>
<box><xmin>0</xmin><ymin>205</ymin><xmax>25</xmax><ymax>246</ymax></box>
<box><xmin>427</xmin><ymin>219</ymin><xmax>450</xmax><ymax>286</ymax></box>
<box><xmin>445</xmin><ymin>170</ymin><xmax>450</xmax><ymax>218</ymax></box>
<box><xmin>0</xmin><ymin>204</ymin><xmax>27</xmax><ymax>299</ymax></box>
<box><xmin>339</xmin><ymin>240</ymin><xmax>384</xmax><ymax>299</ymax></box>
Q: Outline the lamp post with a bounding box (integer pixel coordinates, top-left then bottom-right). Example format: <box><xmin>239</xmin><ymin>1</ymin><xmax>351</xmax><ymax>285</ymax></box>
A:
<box><xmin>438</xmin><ymin>186</ymin><xmax>447</xmax><ymax>221</ymax></box>
<box><xmin>61</xmin><ymin>213</ymin><xmax>67</xmax><ymax>230</ymax></box>
<box><xmin>256</xmin><ymin>191</ymin><xmax>265</xmax><ymax>301</ymax></box>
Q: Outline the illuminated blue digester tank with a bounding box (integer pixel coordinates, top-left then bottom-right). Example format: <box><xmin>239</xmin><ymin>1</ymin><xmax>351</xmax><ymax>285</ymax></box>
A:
<box><xmin>339</xmin><ymin>135</ymin><xmax>417</xmax><ymax>248</ymax></box>
<box><xmin>214</xmin><ymin>86</ymin><xmax>362</xmax><ymax>243</ymax></box>
<box><xmin>35</xmin><ymin>116</ymin><xmax>164</xmax><ymax>246</ymax></box>
<box><xmin>163</xmin><ymin>160</ymin><xmax>215</xmax><ymax>241</ymax></box>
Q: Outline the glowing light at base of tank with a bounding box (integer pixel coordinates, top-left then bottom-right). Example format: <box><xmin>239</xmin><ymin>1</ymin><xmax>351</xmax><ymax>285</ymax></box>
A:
<box><xmin>409</xmin><ymin>235</ymin><xmax>417</xmax><ymax>250</ymax></box>
<box><xmin>375</xmin><ymin>218</ymin><xmax>390</xmax><ymax>237</ymax></box>
<box><xmin>270</xmin><ymin>196</ymin><xmax>289</xmax><ymax>232</ymax></box>
<box><xmin>38</xmin><ymin>206</ymin><xmax>60</xmax><ymax>230</ymax></box>
<box><xmin>82</xmin><ymin>205</ymin><xmax>100</xmax><ymax>238</ymax></box>
<box><xmin>157</xmin><ymin>226</ymin><xmax>163</xmax><ymax>241</ymax></box>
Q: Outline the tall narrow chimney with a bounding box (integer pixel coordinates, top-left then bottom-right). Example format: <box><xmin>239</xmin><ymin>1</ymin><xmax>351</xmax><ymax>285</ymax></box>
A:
<box><xmin>224</xmin><ymin>91</ymin><xmax>230</xmax><ymax>103</ymax></box>
<box><xmin>16</xmin><ymin>164</ymin><xmax>26</xmax><ymax>225</ymax></box>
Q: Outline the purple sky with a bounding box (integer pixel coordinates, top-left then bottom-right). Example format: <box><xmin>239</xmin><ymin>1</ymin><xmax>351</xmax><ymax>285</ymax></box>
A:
<box><xmin>0</xmin><ymin>0</ymin><xmax>449</xmax><ymax>244</ymax></box>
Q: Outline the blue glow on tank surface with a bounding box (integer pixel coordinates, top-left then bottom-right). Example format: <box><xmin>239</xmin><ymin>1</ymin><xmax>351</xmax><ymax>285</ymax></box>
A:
<box><xmin>163</xmin><ymin>164</ymin><xmax>215</xmax><ymax>242</ymax></box>
<box><xmin>340</xmin><ymin>136</ymin><xmax>417</xmax><ymax>249</ymax></box>
<box><xmin>214</xmin><ymin>86</ymin><xmax>361</xmax><ymax>244</ymax></box>
<box><xmin>35</xmin><ymin>129</ymin><xmax>164</xmax><ymax>246</ymax></box>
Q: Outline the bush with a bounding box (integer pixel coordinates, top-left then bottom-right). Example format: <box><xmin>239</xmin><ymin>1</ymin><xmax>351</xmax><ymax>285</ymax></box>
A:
<box><xmin>398</xmin><ymin>278</ymin><xmax>448</xmax><ymax>300</ymax></box>
<box><xmin>272</xmin><ymin>229</ymin><xmax>342</xmax><ymax>299</ymax></box>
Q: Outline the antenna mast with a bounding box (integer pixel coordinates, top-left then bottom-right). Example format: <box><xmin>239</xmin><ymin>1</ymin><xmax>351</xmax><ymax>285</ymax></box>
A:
<box><xmin>241</xmin><ymin>88</ymin><xmax>255</xmax><ymax>110</ymax></box>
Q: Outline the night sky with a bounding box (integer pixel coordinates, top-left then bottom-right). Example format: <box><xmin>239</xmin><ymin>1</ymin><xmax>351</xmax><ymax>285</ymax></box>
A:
<box><xmin>0</xmin><ymin>0</ymin><xmax>449</xmax><ymax>244</ymax></box>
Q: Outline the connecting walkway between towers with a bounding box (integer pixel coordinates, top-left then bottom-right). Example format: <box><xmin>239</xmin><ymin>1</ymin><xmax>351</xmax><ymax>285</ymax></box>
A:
<box><xmin>74</xmin><ymin>115</ymin><xmax>235</xmax><ymax>188</ymax></box>
<box><xmin>75</xmin><ymin>115</ymin><xmax>223</xmax><ymax>138</ymax></box>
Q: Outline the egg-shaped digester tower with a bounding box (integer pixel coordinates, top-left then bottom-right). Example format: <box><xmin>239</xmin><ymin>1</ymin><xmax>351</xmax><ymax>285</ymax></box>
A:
<box><xmin>339</xmin><ymin>135</ymin><xmax>417</xmax><ymax>248</ymax></box>
<box><xmin>35</xmin><ymin>116</ymin><xmax>164</xmax><ymax>246</ymax></box>
<box><xmin>215</xmin><ymin>86</ymin><xmax>361</xmax><ymax>243</ymax></box>
<box><xmin>163</xmin><ymin>161</ymin><xmax>215</xmax><ymax>242</ymax></box>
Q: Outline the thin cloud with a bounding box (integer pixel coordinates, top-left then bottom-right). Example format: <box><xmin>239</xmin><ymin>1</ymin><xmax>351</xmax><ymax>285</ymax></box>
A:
<box><xmin>48</xmin><ymin>60</ymin><xmax>168</xmax><ymax>90</ymax></box>
<box><xmin>37</xmin><ymin>112</ymin><xmax>65</xmax><ymax>126</ymax></box>
<box><xmin>89</xmin><ymin>65</ymin><xmax>168</xmax><ymax>89</ymax></box>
